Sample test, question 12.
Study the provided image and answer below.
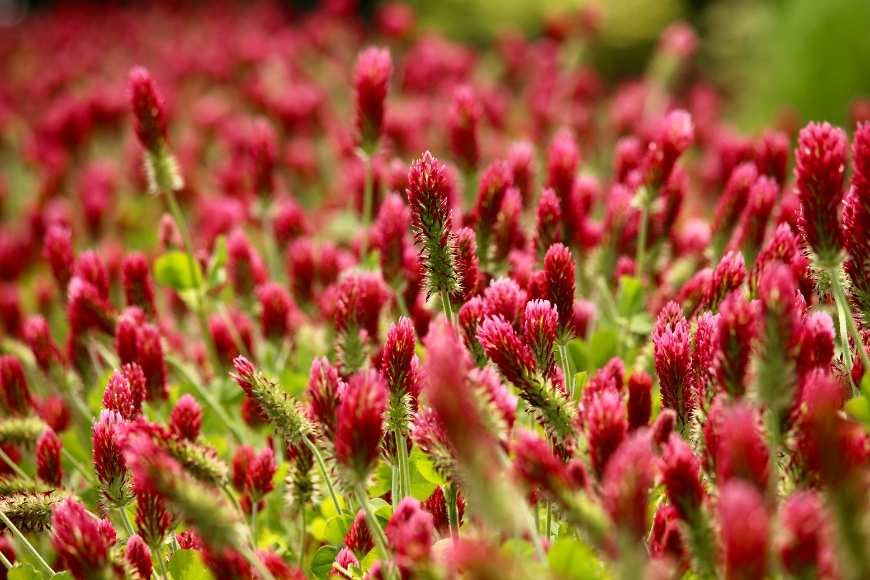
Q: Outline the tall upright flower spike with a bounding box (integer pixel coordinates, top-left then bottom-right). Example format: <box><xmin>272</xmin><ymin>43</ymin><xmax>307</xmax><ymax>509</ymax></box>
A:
<box><xmin>248</xmin><ymin>118</ymin><xmax>277</xmax><ymax>196</ymax></box>
<box><xmin>627</xmin><ymin>371</ymin><xmax>652</xmax><ymax>430</ymax></box>
<box><xmin>642</xmin><ymin>109</ymin><xmax>695</xmax><ymax>188</ymax></box>
<box><xmin>385</xmin><ymin>498</ymin><xmax>435</xmax><ymax>569</ymax></box>
<box><xmin>477</xmin><ymin>315</ymin><xmax>574</xmax><ymax>443</ymax></box>
<box><xmin>354</xmin><ymin>46</ymin><xmax>392</xmax><ymax>151</ymax></box>
<box><xmin>652</xmin><ymin>301</ymin><xmax>693</xmax><ymax>430</ymax></box>
<box><xmin>334</xmin><ymin>369</ymin><xmax>387</xmax><ymax>485</ymax></box>
<box><xmin>170</xmin><ymin>394</ymin><xmax>203</xmax><ymax>441</ymax></box>
<box><xmin>23</xmin><ymin>315</ymin><xmax>63</xmax><ymax>371</ymax></box>
<box><xmin>843</xmin><ymin>122</ymin><xmax>870</xmax><ymax>325</ymax></box>
<box><xmin>256</xmin><ymin>281</ymin><xmax>298</xmax><ymax>341</ymax></box>
<box><xmin>103</xmin><ymin>365</ymin><xmax>146</xmax><ymax>420</ymax></box>
<box><xmin>602</xmin><ymin>431</ymin><xmax>656</xmax><ymax>541</ymax></box>
<box><xmin>231</xmin><ymin>356</ymin><xmax>311</xmax><ymax>446</ymax></box>
<box><xmin>712</xmin><ymin>163</ymin><xmax>759</xmax><ymax>255</ymax></box>
<box><xmin>704</xmin><ymin>251</ymin><xmax>746</xmax><ymax>311</ymax></box>
<box><xmin>0</xmin><ymin>355</ymin><xmax>32</xmax><ymax>416</ymax></box>
<box><xmin>472</xmin><ymin>160</ymin><xmax>513</xmax><ymax>237</ymax></box>
<box><xmin>716</xmin><ymin>290</ymin><xmax>758</xmax><ymax>398</ymax></box>
<box><xmin>483</xmin><ymin>277</ymin><xmax>527</xmax><ymax>326</ymax></box>
<box><xmin>36</xmin><ymin>429</ymin><xmax>63</xmax><ymax>487</ymax></box>
<box><xmin>534</xmin><ymin>188</ymin><xmax>562</xmax><ymax>259</ymax></box>
<box><xmin>125</xmin><ymin>534</ymin><xmax>153</xmax><ymax>580</ymax></box>
<box><xmin>93</xmin><ymin>410</ymin><xmax>131</xmax><ymax>507</ymax></box>
<box><xmin>51</xmin><ymin>498</ymin><xmax>119</xmax><ymax>580</ymax></box>
<box><xmin>67</xmin><ymin>277</ymin><xmax>115</xmax><ymax>336</ymax></box>
<box><xmin>406</xmin><ymin>152</ymin><xmax>459</xmax><ymax>299</ymax></box>
<box><xmin>754</xmin><ymin>129</ymin><xmax>789</xmax><ymax>186</ymax></box>
<box><xmin>448</xmin><ymin>84</ymin><xmax>481</xmax><ymax>170</ymax></box>
<box><xmin>779</xmin><ymin>491</ymin><xmax>835</xmax><ymax>580</ymax></box>
<box><xmin>756</xmin><ymin>263</ymin><xmax>801</xmax><ymax>413</ymax></box>
<box><xmin>660</xmin><ymin>434</ymin><xmax>704</xmax><ymax>520</ymax></box>
<box><xmin>521</xmin><ymin>300</ymin><xmax>558</xmax><ymax>372</ymax></box>
<box><xmin>584</xmin><ymin>388</ymin><xmax>627</xmax><ymax>480</ymax></box>
<box><xmin>372</xmin><ymin>194</ymin><xmax>411</xmax><ymax>285</ymax></box>
<box><xmin>121</xmin><ymin>251</ymin><xmax>156</xmax><ymax>316</ymax></box>
<box><xmin>306</xmin><ymin>357</ymin><xmax>345</xmax><ymax>441</ymax></box>
<box><xmin>134</xmin><ymin>487</ymin><xmax>172</xmax><ymax>549</ymax></box>
<box><xmin>546</xmin><ymin>130</ymin><xmax>579</xmax><ymax>201</ymax></box>
<box><xmin>137</xmin><ymin>322</ymin><xmax>168</xmax><ymax>401</ymax></box>
<box><xmin>544</xmin><ymin>243</ymin><xmax>575</xmax><ymax>336</ymax></box>
<box><xmin>717</xmin><ymin>481</ymin><xmax>769</xmax><ymax>580</ymax></box>
<box><xmin>796</xmin><ymin>310</ymin><xmax>836</xmax><ymax>376</ymax></box>
<box><xmin>344</xmin><ymin>510</ymin><xmax>374</xmax><ymax>556</ymax></box>
<box><xmin>227</xmin><ymin>229</ymin><xmax>266</xmax><ymax>298</ymax></box>
<box><xmin>129</xmin><ymin>66</ymin><xmax>182</xmax><ymax>194</ymax></box>
<box><xmin>458</xmin><ymin>297</ymin><xmax>487</xmax><ymax>366</ymax></box>
<box><xmin>453</xmin><ymin>227</ymin><xmax>482</xmax><ymax>303</ymax></box>
<box><xmin>794</xmin><ymin>122</ymin><xmax>848</xmax><ymax>265</ymax></box>
<box><xmin>727</xmin><ymin>176</ymin><xmax>778</xmax><ymax>266</ymax></box>
<box><xmin>714</xmin><ymin>402</ymin><xmax>769</xmax><ymax>492</ymax></box>
<box><xmin>508</xmin><ymin>140</ymin><xmax>536</xmax><ymax>205</ymax></box>
<box><xmin>43</xmin><ymin>225</ymin><xmax>75</xmax><ymax>292</ymax></box>
<box><xmin>333</xmin><ymin>272</ymin><xmax>390</xmax><ymax>372</ymax></box>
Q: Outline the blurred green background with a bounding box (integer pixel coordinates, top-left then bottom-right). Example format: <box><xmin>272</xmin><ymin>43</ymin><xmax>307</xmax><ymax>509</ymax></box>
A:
<box><xmin>409</xmin><ymin>0</ymin><xmax>870</xmax><ymax>129</ymax></box>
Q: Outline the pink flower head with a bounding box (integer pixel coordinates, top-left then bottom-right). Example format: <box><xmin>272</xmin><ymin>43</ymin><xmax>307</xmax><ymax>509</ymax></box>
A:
<box><xmin>585</xmin><ymin>388</ymin><xmax>628</xmax><ymax>479</ymax></box>
<box><xmin>121</xmin><ymin>252</ymin><xmax>156</xmax><ymax>317</ymax></box>
<box><xmin>546</xmin><ymin>130</ymin><xmax>579</xmax><ymax>200</ymax></box>
<box><xmin>511</xmin><ymin>429</ymin><xmax>570</xmax><ymax>495</ymax></box>
<box><xmin>704</xmin><ymin>251</ymin><xmax>746</xmax><ymax>311</ymax></box>
<box><xmin>286</xmin><ymin>238</ymin><xmax>316</xmax><ymax>302</ymax></box>
<box><xmin>385</xmin><ymin>497</ymin><xmax>434</xmax><ymax>567</ymax></box>
<box><xmin>115</xmin><ymin>307</ymin><xmax>144</xmax><ymax>364</ymax></box>
<box><xmin>256</xmin><ymin>281</ymin><xmax>298</xmax><ymax>341</ymax></box>
<box><xmin>307</xmin><ymin>357</ymin><xmax>346</xmax><ymax>440</ymax></box>
<box><xmin>36</xmin><ymin>428</ymin><xmax>63</xmax><ymax>486</ymax></box>
<box><xmin>643</xmin><ymin>110</ymin><xmax>694</xmax><ymax>187</ymax></box>
<box><xmin>129</xmin><ymin>66</ymin><xmax>167</xmax><ymax>152</ymax></box>
<box><xmin>728</xmin><ymin>176</ymin><xmax>778</xmax><ymax>263</ymax></box>
<box><xmin>448</xmin><ymin>84</ymin><xmax>481</xmax><ymax>169</ymax></box>
<box><xmin>477</xmin><ymin>315</ymin><xmax>537</xmax><ymax>390</ymax></box>
<box><xmin>715</xmin><ymin>402</ymin><xmax>769</xmax><ymax>491</ymax></box>
<box><xmin>135</xmin><ymin>487</ymin><xmax>172</xmax><ymax>548</ymax></box>
<box><xmin>843</xmin><ymin>122</ymin><xmax>870</xmax><ymax>322</ymax></box>
<box><xmin>627</xmin><ymin>371</ymin><xmax>652</xmax><ymax>430</ymax></box>
<box><xmin>344</xmin><ymin>510</ymin><xmax>373</xmax><ymax>555</ymax></box>
<box><xmin>334</xmin><ymin>369</ymin><xmax>387</xmax><ymax>483</ymax></box>
<box><xmin>473</xmin><ymin>159</ymin><xmax>513</xmax><ymax>228</ymax></box>
<box><xmin>652</xmin><ymin>302</ymin><xmax>693</xmax><ymax>429</ymax></box>
<box><xmin>248</xmin><ymin>119</ymin><xmax>277</xmax><ymax>195</ymax></box>
<box><xmin>125</xmin><ymin>535</ymin><xmax>153</xmax><ymax>579</ymax></box>
<box><xmin>247</xmin><ymin>447</ymin><xmax>276</xmax><ymax>500</ymax></box>
<box><xmin>453</xmin><ymin>226</ymin><xmax>483</xmax><ymax>302</ymax></box>
<box><xmin>333</xmin><ymin>272</ymin><xmax>390</xmax><ymax>339</ymax></box>
<box><xmin>169</xmin><ymin>394</ymin><xmax>203</xmax><ymax>441</ymax></box>
<box><xmin>508</xmin><ymin>140</ymin><xmax>536</xmax><ymax>204</ymax></box>
<box><xmin>718</xmin><ymin>481</ymin><xmax>769</xmax><ymax>580</ymax></box>
<box><xmin>602</xmin><ymin>432</ymin><xmax>656</xmax><ymax>540</ymax></box>
<box><xmin>660</xmin><ymin>434</ymin><xmax>704</xmax><ymax>520</ymax></box>
<box><xmin>23</xmin><ymin>315</ymin><xmax>63</xmax><ymax>371</ymax></box>
<box><xmin>354</xmin><ymin>47</ymin><xmax>392</xmax><ymax>150</ymax></box>
<box><xmin>796</xmin><ymin>311</ymin><xmax>835</xmax><ymax>376</ymax></box>
<box><xmin>521</xmin><ymin>299</ymin><xmax>558</xmax><ymax>372</ymax></box>
<box><xmin>227</xmin><ymin>229</ymin><xmax>266</xmax><ymax>298</ymax></box>
<box><xmin>795</xmin><ymin>122</ymin><xmax>848</xmax><ymax>262</ymax></box>
<box><xmin>136</xmin><ymin>322</ymin><xmax>168</xmax><ymax>401</ymax></box>
<box><xmin>332</xmin><ymin>547</ymin><xmax>359</xmax><ymax>577</ymax></box>
<box><xmin>534</xmin><ymin>188</ymin><xmax>563</xmax><ymax>258</ymax></box>
<box><xmin>43</xmin><ymin>225</ymin><xmax>75</xmax><ymax>291</ymax></box>
<box><xmin>691</xmin><ymin>312</ymin><xmax>720</xmax><ymax>406</ymax></box>
<box><xmin>483</xmin><ymin>277</ymin><xmax>527</xmax><ymax>326</ymax></box>
<box><xmin>544</xmin><ymin>243</ymin><xmax>575</xmax><ymax>335</ymax></box>
<box><xmin>372</xmin><ymin>194</ymin><xmax>411</xmax><ymax>284</ymax></box>
<box><xmin>779</xmin><ymin>491</ymin><xmax>834</xmax><ymax>579</ymax></box>
<box><xmin>754</xmin><ymin>130</ymin><xmax>789</xmax><ymax>186</ymax></box>
<box><xmin>51</xmin><ymin>498</ymin><xmax>117</xmax><ymax>580</ymax></box>
<box><xmin>757</xmin><ymin>261</ymin><xmax>802</xmax><ymax>352</ymax></box>
<box><xmin>380</xmin><ymin>317</ymin><xmax>416</xmax><ymax>398</ymax></box>
<box><xmin>67</xmin><ymin>277</ymin><xmax>114</xmax><ymax>336</ymax></box>
<box><xmin>713</xmin><ymin>163</ymin><xmax>759</xmax><ymax>246</ymax></box>
<box><xmin>0</xmin><ymin>355</ymin><xmax>32</xmax><ymax>415</ymax></box>
<box><xmin>102</xmin><ymin>366</ymin><xmax>145</xmax><ymax>420</ymax></box>
<box><xmin>716</xmin><ymin>291</ymin><xmax>759</xmax><ymax>397</ymax></box>
<box><xmin>649</xmin><ymin>504</ymin><xmax>687</xmax><ymax>567</ymax></box>
<box><xmin>92</xmin><ymin>410</ymin><xmax>128</xmax><ymax>491</ymax></box>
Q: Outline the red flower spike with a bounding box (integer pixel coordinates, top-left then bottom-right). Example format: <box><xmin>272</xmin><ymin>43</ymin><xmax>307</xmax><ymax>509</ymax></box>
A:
<box><xmin>585</xmin><ymin>388</ymin><xmax>628</xmax><ymax>480</ymax></box>
<box><xmin>334</xmin><ymin>369</ymin><xmax>388</xmax><ymax>483</ymax></box>
<box><xmin>521</xmin><ymin>300</ymin><xmax>558</xmax><ymax>372</ymax></box>
<box><xmin>43</xmin><ymin>225</ymin><xmax>75</xmax><ymax>292</ymax></box>
<box><xmin>103</xmin><ymin>367</ymin><xmax>144</xmax><ymax>420</ymax></box>
<box><xmin>256</xmin><ymin>282</ymin><xmax>298</xmax><ymax>341</ymax></box>
<box><xmin>453</xmin><ymin>227</ymin><xmax>483</xmax><ymax>303</ymax></box>
<box><xmin>23</xmin><ymin>315</ymin><xmax>63</xmax><ymax>371</ymax></box>
<box><xmin>0</xmin><ymin>355</ymin><xmax>32</xmax><ymax>416</ymax></box>
<box><xmin>227</xmin><ymin>229</ymin><xmax>266</xmax><ymax>298</ymax></box>
<box><xmin>627</xmin><ymin>371</ymin><xmax>653</xmax><ymax>430</ymax></box>
<box><xmin>715</xmin><ymin>403</ymin><xmax>769</xmax><ymax>491</ymax></box>
<box><xmin>385</xmin><ymin>497</ymin><xmax>435</xmax><ymax>568</ymax></box>
<box><xmin>477</xmin><ymin>315</ymin><xmax>537</xmax><ymax>391</ymax></box>
<box><xmin>718</xmin><ymin>481</ymin><xmax>769</xmax><ymax>580</ymax></box>
<box><xmin>795</xmin><ymin>122</ymin><xmax>848</xmax><ymax>263</ymax></box>
<box><xmin>125</xmin><ymin>534</ymin><xmax>153</xmax><ymax>580</ymax></box>
<box><xmin>511</xmin><ymin>429</ymin><xmax>570</xmax><ymax>496</ymax></box>
<box><xmin>716</xmin><ymin>291</ymin><xmax>759</xmax><ymax>398</ymax></box>
<box><xmin>652</xmin><ymin>302</ymin><xmax>694</xmax><ymax>429</ymax></box>
<box><xmin>508</xmin><ymin>140</ymin><xmax>536</xmax><ymax>205</ymax></box>
<box><xmin>333</xmin><ymin>272</ymin><xmax>390</xmax><ymax>340</ymax></box>
<box><xmin>354</xmin><ymin>47</ymin><xmax>392</xmax><ymax>150</ymax></box>
<box><xmin>333</xmin><ymin>547</ymin><xmax>359</xmax><ymax>577</ymax></box>
<box><xmin>754</xmin><ymin>130</ymin><xmax>789</xmax><ymax>186</ymax></box>
<box><xmin>286</xmin><ymin>238</ymin><xmax>316</xmax><ymax>302</ymax></box>
<box><xmin>544</xmin><ymin>243</ymin><xmax>575</xmax><ymax>335</ymax></box>
<box><xmin>37</xmin><ymin>394</ymin><xmax>71</xmax><ymax>433</ymax></box>
<box><xmin>458</xmin><ymin>297</ymin><xmax>486</xmax><ymax>363</ymax></box>
<box><xmin>652</xmin><ymin>409</ymin><xmax>676</xmax><ymax>447</ymax></box>
<box><xmin>307</xmin><ymin>357</ymin><xmax>345</xmax><ymax>440</ymax></box>
<box><xmin>642</xmin><ymin>110</ymin><xmax>694</xmax><ymax>187</ymax></box>
<box><xmin>231</xmin><ymin>445</ymin><xmax>256</xmax><ymax>492</ymax></box>
<box><xmin>129</xmin><ymin>66</ymin><xmax>168</xmax><ymax>152</ymax></box>
<box><xmin>67</xmin><ymin>277</ymin><xmax>115</xmax><ymax>336</ymax></box>
<box><xmin>121</xmin><ymin>252</ymin><xmax>156</xmax><ymax>316</ymax></box>
<box><xmin>649</xmin><ymin>504</ymin><xmax>688</xmax><ymax>567</ymax></box>
<box><xmin>727</xmin><ymin>176</ymin><xmax>778</xmax><ymax>263</ymax></box>
<box><xmin>170</xmin><ymin>394</ymin><xmax>203</xmax><ymax>441</ymax></box>
<box><xmin>704</xmin><ymin>251</ymin><xmax>746</xmax><ymax>311</ymax></box>
<box><xmin>274</xmin><ymin>199</ymin><xmax>308</xmax><ymax>248</ymax></box>
<box><xmin>249</xmin><ymin>119</ymin><xmax>277</xmax><ymax>196</ymax></box>
<box><xmin>534</xmin><ymin>188</ymin><xmax>563</xmax><ymax>259</ymax></box>
<box><xmin>546</xmin><ymin>130</ymin><xmax>579</xmax><ymax>201</ymax></box>
<box><xmin>372</xmin><ymin>194</ymin><xmax>411</xmax><ymax>285</ymax></box>
<box><xmin>115</xmin><ymin>307</ymin><xmax>143</xmax><ymax>364</ymax></box>
<box><xmin>380</xmin><ymin>317</ymin><xmax>416</xmax><ymax>398</ymax></box>
<box><xmin>796</xmin><ymin>311</ymin><xmax>835</xmax><ymax>376</ymax></box>
<box><xmin>36</xmin><ymin>429</ymin><xmax>63</xmax><ymax>487</ymax></box>
<box><xmin>135</xmin><ymin>488</ymin><xmax>172</xmax><ymax>548</ymax></box>
<box><xmin>473</xmin><ymin>159</ymin><xmax>513</xmax><ymax>229</ymax></box>
<box><xmin>247</xmin><ymin>447</ymin><xmax>276</xmax><ymax>499</ymax></box>
<box><xmin>51</xmin><ymin>498</ymin><xmax>117</xmax><ymax>580</ymax></box>
<box><xmin>344</xmin><ymin>510</ymin><xmax>374</xmax><ymax>555</ymax></box>
<box><xmin>482</xmin><ymin>277</ymin><xmax>527</xmax><ymax>326</ymax></box>
<box><xmin>448</xmin><ymin>85</ymin><xmax>481</xmax><ymax>170</ymax></box>
<box><xmin>602</xmin><ymin>432</ymin><xmax>656</xmax><ymax>540</ymax></box>
<box><xmin>92</xmin><ymin>410</ymin><xmax>128</xmax><ymax>491</ymax></box>
<box><xmin>712</xmin><ymin>163</ymin><xmax>759</xmax><ymax>248</ymax></box>
<box><xmin>660</xmin><ymin>434</ymin><xmax>704</xmax><ymax>520</ymax></box>
<box><xmin>779</xmin><ymin>491</ymin><xmax>835</xmax><ymax>579</ymax></box>
<box><xmin>844</xmin><ymin>122</ymin><xmax>870</xmax><ymax>324</ymax></box>
<box><xmin>137</xmin><ymin>322</ymin><xmax>168</xmax><ymax>401</ymax></box>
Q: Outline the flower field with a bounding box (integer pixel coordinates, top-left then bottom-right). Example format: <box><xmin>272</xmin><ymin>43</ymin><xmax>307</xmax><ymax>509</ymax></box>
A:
<box><xmin>0</xmin><ymin>2</ymin><xmax>868</xmax><ymax>579</ymax></box>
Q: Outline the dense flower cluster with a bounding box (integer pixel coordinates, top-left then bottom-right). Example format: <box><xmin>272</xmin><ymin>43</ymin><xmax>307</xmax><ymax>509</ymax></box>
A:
<box><xmin>0</xmin><ymin>2</ymin><xmax>868</xmax><ymax>579</ymax></box>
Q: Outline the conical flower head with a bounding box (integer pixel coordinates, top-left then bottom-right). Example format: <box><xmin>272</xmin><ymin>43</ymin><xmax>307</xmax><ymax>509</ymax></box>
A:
<box><xmin>652</xmin><ymin>302</ymin><xmax>693</xmax><ymax>429</ymax></box>
<box><xmin>448</xmin><ymin>84</ymin><xmax>481</xmax><ymax>169</ymax></box>
<box><xmin>660</xmin><ymin>434</ymin><xmax>704</xmax><ymax>520</ymax></box>
<box><xmin>406</xmin><ymin>152</ymin><xmax>459</xmax><ymax>298</ymax></box>
<box><xmin>380</xmin><ymin>317</ymin><xmax>416</xmax><ymax>398</ymax></box>
<box><xmin>0</xmin><ymin>355</ymin><xmax>32</xmax><ymax>416</ymax></box>
<box><xmin>169</xmin><ymin>394</ymin><xmax>203</xmax><ymax>441</ymax></box>
<box><xmin>385</xmin><ymin>497</ymin><xmax>435</xmax><ymax>568</ymax></box>
<box><xmin>544</xmin><ymin>243</ymin><xmax>575</xmax><ymax>335</ymax></box>
<box><xmin>718</xmin><ymin>481</ymin><xmax>769</xmax><ymax>580</ymax></box>
<box><xmin>36</xmin><ymin>429</ymin><xmax>63</xmax><ymax>487</ymax></box>
<box><xmin>512</xmin><ymin>429</ymin><xmax>569</xmax><ymax>496</ymax></box>
<box><xmin>125</xmin><ymin>534</ymin><xmax>153</xmax><ymax>579</ymax></box>
<box><xmin>354</xmin><ymin>46</ymin><xmax>392</xmax><ymax>150</ymax></box>
<box><xmin>307</xmin><ymin>357</ymin><xmax>345</xmax><ymax>440</ymax></box>
<box><xmin>717</xmin><ymin>290</ymin><xmax>759</xmax><ymax>397</ymax></box>
<box><xmin>795</xmin><ymin>121</ymin><xmax>848</xmax><ymax>263</ymax></box>
<box><xmin>129</xmin><ymin>66</ymin><xmax>167</xmax><ymax>152</ymax></box>
<box><xmin>51</xmin><ymin>498</ymin><xmax>117</xmax><ymax>580</ymax></box>
<box><xmin>602</xmin><ymin>431</ymin><xmax>656</xmax><ymax>540</ymax></box>
<box><xmin>779</xmin><ymin>490</ymin><xmax>834</xmax><ymax>579</ymax></box>
<box><xmin>334</xmin><ymin>369</ymin><xmax>387</xmax><ymax>483</ymax></box>
<box><xmin>843</xmin><ymin>122</ymin><xmax>870</xmax><ymax>324</ymax></box>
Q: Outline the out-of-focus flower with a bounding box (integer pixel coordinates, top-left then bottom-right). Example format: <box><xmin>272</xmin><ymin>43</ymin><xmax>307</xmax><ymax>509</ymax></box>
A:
<box><xmin>334</xmin><ymin>369</ymin><xmax>387</xmax><ymax>484</ymax></box>
<box><xmin>717</xmin><ymin>481</ymin><xmax>769</xmax><ymax>580</ymax></box>
<box><xmin>354</xmin><ymin>47</ymin><xmax>392</xmax><ymax>151</ymax></box>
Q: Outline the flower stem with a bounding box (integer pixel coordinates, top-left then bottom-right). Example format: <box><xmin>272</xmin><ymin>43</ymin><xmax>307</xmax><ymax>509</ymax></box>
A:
<box><xmin>0</xmin><ymin>510</ymin><xmax>54</xmax><ymax>576</ymax></box>
<box><xmin>0</xmin><ymin>448</ymin><xmax>30</xmax><ymax>481</ymax></box>
<box><xmin>395</xmin><ymin>431</ymin><xmax>410</xmax><ymax>500</ymax></box>
<box><xmin>634</xmin><ymin>186</ymin><xmax>652</xmax><ymax>278</ymax></box>
<box><xmin>303</xmin><ymin>436</ymin><xmax>345</xmax><ymax>517</ymax></box>
<box><xmin>117</xmin><ymin>506</ymin><xmax>135</xmax><ymax>537</ymax></box>
<box><xmin>829</xmin><ymin>265</ymin><xmax>870</xmax><ymax>377</ymax></box>
<box><xmin>360</xmin><ymin>151</ymin><xmax>374</xmax><ymax>256</ymax></box>
<box><xmin>445</xmin><ymin>482</ymin><xmax>459</xmax><ymax>540</ymax></box>
<box><xmin>0</xmin><ymin>549</ymin><xmax>12</xmax><ymax>570</ymax></box>
<box><xmin>440</xmin><ymin>289</ymin><xmax>455</xmax><ymax>324</ymax></box>
<box><xmin>352</xmin><ymin>484</ymin><xmax>394</xmax><ymax>579</ymax></box>
<box><xmin>155</xmin><ymin>546</ymin><xmax>170</xmax><ymax>580</ymax></box>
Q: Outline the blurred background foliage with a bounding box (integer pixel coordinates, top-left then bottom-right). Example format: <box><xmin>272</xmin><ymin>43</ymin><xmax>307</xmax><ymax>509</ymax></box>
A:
<box><xmin>408</xmin><ymin>0</ymin><xmax>870</xmax><ymax>129</ymax></box>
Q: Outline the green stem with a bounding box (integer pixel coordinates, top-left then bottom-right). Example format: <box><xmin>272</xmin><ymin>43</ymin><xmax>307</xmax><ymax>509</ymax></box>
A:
<box><xmin>361</xmin><ymin>152</ymin><xmax>374</xmax><ymax>256</ymax></box>
<box><xmin>303</xmin><ymin>436</ymin><xmax>345</xmax><ymax>517</ymax></box>
<box><xmin>395</xmin><ymin>431</ymin><xmax>410</xmax><ymax>500</ymax></box>
<box><xmin>634</xmin><ymin>187</ymin><xmax>651</xmax><ymax>278</ymax></box>
<box><xmin>545</xmin><ymin>501</ymin><xmax>552</xmax><ymax>539</ymax></box>
<box><xmin>558</xmin><ymin>342</ymin><xmax>574</xmax><ymax>399</ymax></box>
<box><xmin>163</xmin><ymin>187</ymin><xmax>222</xmax><ymax>376</ymax></box>
<box><xmin>830</xmin><ymin>265</ymin><xmax>870</xmax><ymax>377</ymax></box>
<box><xmin>352</xmin><ymin>484</ymin><xmax>395</xmax><ymax>579</ymax></box>
<box><xmin>155</xmin><ymin>546</ymin><xmax>170</xmax><ymax>580</ymax></box>
<box><xmin>440</xmin><ymin>290</ymin><xmax>455</xmax><ymax>325</ymax></box>
<box><xmin>117</xmin><ymin>506</ymin><xmax>135</xmax><ymax>537</ymax></box>
<box><xmin>298</xmin><ymin>510</ymin><xmax>306</xmax><ymax>566</ymax></box>
<box><xmin>0</xmin><ymin>510</ymin><xmax>54</xmax><ymax>576</ymax></box>
<box><xmin>0</xmin><ymin>549</ymin><xmax>12</xmax><ymax>570</ymax></box>
<box><xmin>251</xmin><ymin>501</ymin><xmax>258</xmax><ymax>546</ymax></box>
<box><xmin>62</xmin><ymin>448</ymin><xmax>99</xmax><ymax>486</ymax></box>
<box><xmin>0</xmin><ymin>448</ymin><xmax>30</xmax><ymax>481</ymax></box>
<box><xmin>445</xmin><ymin>482</ymin><xmax>459</xmax><ymax>540</ymax></box>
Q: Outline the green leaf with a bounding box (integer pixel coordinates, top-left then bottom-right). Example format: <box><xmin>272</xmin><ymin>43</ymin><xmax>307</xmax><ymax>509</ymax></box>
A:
<box><xmin>412</xmin><ymin>451</ymin><xmax>445</xmax><ymax>486</ymax></box>
<box><xmin>8</xmin><ymin>564</ymin><xmax>44</xmax><ymax>580</ymax></box>
<box><xmin>845</xmin><ymin>395</ymin><xmax>870</xmax><ymax>426</ymax></box>
<box><xmin>548</xmin><ymin>537</ymin><xmax>607</xmax><ymax>580</ymax></box>
<box><xmin>616</xmin><ymin>276</ymin><xmax>644</xmax><ymax>317</ymax></box>
<box><xmin>310</xmin><ymin>545</ymin><xmax>339</xmax><ymax>579</ymax></box>
<box><xmin>206</xmin><ymin>235</ymin><xmax>228</xmax><ymax>289</ymax></box>
<box><xmin>167</xmin><ymin>549</ymin><xmax>215</xmax><ymax>580</ymax></box>
<box><xmin>568</xmin><ymin>329</ymin><xmax>619</xmax><ymax>373</ymax></box>
<box><xmin>154</xmin><ymin>251</ymin><xmax>203</xmax><ymax>291</ymax></box>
